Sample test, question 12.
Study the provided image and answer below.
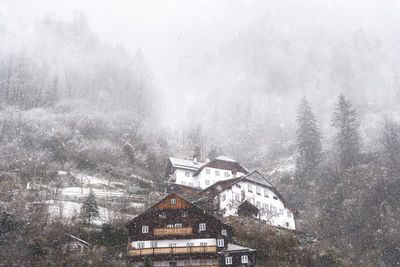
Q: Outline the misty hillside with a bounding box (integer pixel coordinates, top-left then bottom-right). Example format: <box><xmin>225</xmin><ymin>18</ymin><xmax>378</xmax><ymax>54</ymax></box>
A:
<box><xmin>1</xmin><ymin>1</ymin><xmax>400</xmax><ymax>266</ymax></box>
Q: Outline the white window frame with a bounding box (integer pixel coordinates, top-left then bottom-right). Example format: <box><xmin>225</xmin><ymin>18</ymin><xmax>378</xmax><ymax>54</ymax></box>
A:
<box><xmin>142</xmin><ymin>225</ymin><xmax>149</xmax><ymax>233</ymax></box>
<box><xmin>217</xmin><ymin>239</ymin><xmax>224</xmax><ymax>247</ymax></box>
<box><xmin>182</xmin><ymin>211</ymin><xmax>188</xmax><ymax>217</ymax></box>
<box><xmin>205</xmin><ymin>179</ymin><xmax>210</xmax><ymax>185</ymax></box>
<box><xmin>206</xmin><ymin>168</ymin><xmax>210</xmax><ymax>174</ymax></box>
<box><xmin>185</xmin><ymin>171</ymin><xmax>190</xmax><ymax>177</ymax></box>
<box><xmin>235</xmin><ymin>194</ymin><xmax>240</xmax><ymax>201</ymax></box>
<box><xmin>150</xmin><ymin>241</ymin><xmax>158</xmax><ymax>248</ymax></box>
<box><xmin>225</xmin><ymin>256</ymin><xmax>232</xmax><ymax>265</ymax></box>
<box><xmin>264</xmin><ymin>189</ymin><xmax>269</xmax><ymax>197</ymax></box>
<box><xmin>256</xmin><ymin>187</ymin><xmax>261</xmax><ymax>195</ymax></box>
<box><xmin>224</xmin><ymin>171</ymin><xmax>230</xmax><ymax>177</ymax></box>
<box><xmin>248</xmin><ymin>184</ymin><xmax>253</xmax><ymax>192</ymax></box>
<box><xmin>215</xmin><ymin>170</ymin><xmax>220</xmax><ymax>176</ymax></box>
<box><xmin>175</xmin><ymin>223</ymin><xmax>182</xmax><ymax>228</ymax></box>
<box><xmin>186</xmin><ymin>243</ymin><xmax>194</xmax><ymax>247</ymax></box>
<box><xmin>241</xmin><ymin>255</ymin><xmax>248</xmax><ymax>263</ymax></box>
<box><xmin>167</xmin><ymin>224</ymin><xmax>174</xmax><ymax>228</ymax></box>
<box><xmin>279</xmin><ymin>208</ymin><xmax>284</xmax><ymax>215</ymax></box>
<box><xmin>222</xmin><ymin>194</ymin><xmax>226</xmax><ymax>202</ymax></box>
<box><xmin>221</xmin><ymin>229</ymin><xmax>227</xmax><ymax>236</ymax></box>
<box><xmin>160</xmin><ymin>212</ymin><xmax>166</xmax><ymax>218</ymax></box>
<box><xmin>169</xmin><ymin>243</ymin><xmax>176</xmax><ymax>247</ymax></box>
<box><xmin>287</xmin><ymin>210</ymin><xmax>292</xmax><ymax>218</ymax></box>
<box><xmin>171</xmin><ymin>198</ymin><xmax>176</xmax><ymax>205</ymax></box>
<box><xmin>256</xmin><ymin>201</ymin><xmax>261</xmax><ymax>207</ymax></box>
<box><xmin>199</xmin><ymin>223</ymin><xmax>206</xmax><ymax>232</ymax></box>
<box><xmin>200</xmin><ymin>242</ymin><xmax>207</xmax><ymax>247</ymax></box>
<box><xmin>137</xmin><ymin>242</ymin><xmax>145</xmax><ymax>249</ymax></box>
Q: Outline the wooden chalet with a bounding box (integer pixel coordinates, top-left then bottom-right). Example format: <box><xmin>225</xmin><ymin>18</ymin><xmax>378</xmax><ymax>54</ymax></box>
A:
<box><xmin>126</xmin><ymin>193</ymin><xmax>256</xmax><ymax>267</ymax></box>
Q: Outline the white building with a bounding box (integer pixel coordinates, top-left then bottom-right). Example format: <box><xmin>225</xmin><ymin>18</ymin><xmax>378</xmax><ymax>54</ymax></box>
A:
<box><xmin>165</xmin><ymin>156</ymin><xmax>248</xmax><ymax>189</ymax></box>
<box><xmin>195</xmin><ymin>170</ymin><xmax>296</xmax><ymax>230</ymax></box>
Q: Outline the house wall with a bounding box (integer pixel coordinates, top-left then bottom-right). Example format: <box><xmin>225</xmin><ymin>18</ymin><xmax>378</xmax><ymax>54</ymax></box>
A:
<box><xmin>197</xmin><ymin>167</ymin><xmax>246</xmax><ymax>189</ymax></box>
<box><xmin>218</xmin><ymin>181</ymin><xmax>296</xmax><ymax>230</ymax></box>
<box><xmin>174</xmin><ymin>169</ymin><xmax>198</xmax><ymax>187</ymax></box>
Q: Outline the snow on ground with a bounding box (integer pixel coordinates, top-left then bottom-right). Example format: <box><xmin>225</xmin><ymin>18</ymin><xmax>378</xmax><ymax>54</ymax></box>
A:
<box><xmin>60</xmin><ymin>187</ymin><xmax>125</xmax><ymax>198</ymax></box>
<box><xmin>74</xmin><ymin>173</ymin><xmax>127</xmax><ymax>187</ymax></box>
<box><xmin>47</xmin><ymin>200</ymin><xmax>135</xmax><ymax>226</ymax></box>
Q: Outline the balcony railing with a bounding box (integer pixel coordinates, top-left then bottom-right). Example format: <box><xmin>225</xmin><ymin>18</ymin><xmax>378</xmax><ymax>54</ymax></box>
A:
<box><xmin>154</xmin><ymin>227</ymin><xmax>192</xmax><ymax>236</ymax></box>
<box><xmin>127</xmin><ymin>245</ymin><xmax>217</xmax><ymax>256</ymax></box>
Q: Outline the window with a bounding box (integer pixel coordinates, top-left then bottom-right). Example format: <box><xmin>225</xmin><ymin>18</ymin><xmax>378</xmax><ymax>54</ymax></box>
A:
<box><xmin>248</xmin><ymin>184</ymin><xmax>253</xmax><ymax>192</ymax></box>
<box><xmin>272</xmin><ymin>206</ymin><xmax>277</xmax><ymax>213</ymax></box>
<box><xmin>217</xmin><ymin>239</ymin><xmax>224</xmax><ymax>247</ymax></box>
<box><xmin>264</xmin><ymin>189</ymin><xmax>269</xmax><ymax>197</ymax></box>
<box><xmin>287</xmin><ymin>211</ymin><xmax>292</xmax><ymax>218</ymax></box>
<box><xmin>150</xmin><ymin>241</ymin><xmax>158</xmax><ymax>248</ymax></box>
<box><xmin>222</xmin><ymin>194</ymin><xmax>226</xmax><ymax>202</ymax></box>
<box><xmin>262</xmin><ymin>203</ymin><xmax>269</xmax><ymax>211</ymax></box>
<box><xmin>199</xmin><ymin>261</ymin><xmax>207</xmax><ymax>266</ymax></box>
<box><xmin>199</xmin><ymin>223</ymin><xmax>206</xmax><ymax>231</ymax></box>
<box><xmin>169</xmin><ymin>243</ymin><xmax>176</xmax><ymax>247</ymax></box>
<box><xmin>142</xmin><ymin>226</ymin><xmax>149</xmax><ymax>233</ymax></box>
<box><xmin>225</xmin><ymin>256</ymin><xmax>232</xmax><ymax>265</ymax></box>
<box><xmin>286</xmin><ymin>222</ymin><xmax>290</xmax><ymax>227</ymax></box>
<box><xmin>236</xmin><ymin>184</ymin><xmax>241</xmax><ymax>188</ymax></box>
<box><xmin>235</xmin><ymin>194</ymin><xmax>240</xmax><ymax>201</ymax></box>
<box><xmin>200</xmin><ymin>242</ymin><xmax>207</xmax><ymax>246</ymax></box>
<box><xmin>189</xmin><ymin>182</ymin><xmax>194</xmax><ymax>186</ymax></box>
<box><xmin>175</xmin><ymin>223</ymin><xmax>182</xmax><ymax>228</ymax></box>
<box><xmin>256</xmin><ymin>201</ymin><xmax>261</xmax><ymax>207</ymax></box>
<box><xmin>171</xmin><ymin>198</ymin><xmax>176</xmax><ymax>205</ymax></box>
<box><xmin>215</xmin><ymin>170</ymin><xmax>220</xmax><ymax>176</ymax></box>
<box><xmin>137</xmin><ymin>242</ymin><xmax>145</xmax><ymax>249</ymax></box>
<box><xmin>279</xmin><ymin>209</ymin><xmax>284</xmax><ymax>215</ymax></box>
<box><xmin>241</xmin><ymin>255</ymin><xmax>249</xmax><ymax>263</ymax></box>
<box><xmin>182</xmin><ymin>211</ymin><xmax>188</xmax><ymax>217</ymax></box>
<box><xmin>224</xmin><ymin>171</ymin><xmax>230</xmax><ymax>177</ymax></box>
<box><xmin>206</xmin><ymin>168</ymin><xmax>210</xmax><ymax>174</ymax></box>
<box><xmin>169</xmin><ymin>262</ymin><xmax>177</xmax><ymax>267</ymax></box>
<box><xmin>256</xmin><ymin>187</ymin><xmax>261</xmax><ymax>195</ymax></box>
<box><xmin>181</xmin><ymin>181</ymin><xmax>186</xmax><ymax>185</ymax></box>
<box><xmin>273</xmin><ymin>196</ymin><xmax>278</xmax><ymax>200</ymax></box>
<box><xmin>160</xmin><ymin>212</ymin><xmax>166</xmax><ymax>218</ymax></box>
<box><xmin>167</xmin><ymin>224</ymin><xmax>174</xmax><ymax>228</ymax></box>
<box><xmin>205</xmin><ymin>180</ymin><xmax>210</xmax><ymax>185</ymax></box>
<box><xmin>222</xmin><ymin>229</ymin><xmax>227</xmax><ymax>236</ymax></box>
<box><xmin>185</xmin><ymin>171</ymin><xmax>190</xmax><ymax>177</ymax></box>
<box><xmin>186</xmin><ymin>243</ymin><xmax>194</xmax><ymax>247</ymax></box>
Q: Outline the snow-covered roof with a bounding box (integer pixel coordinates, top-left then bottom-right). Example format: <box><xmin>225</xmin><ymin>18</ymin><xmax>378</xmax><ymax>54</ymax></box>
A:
<box><xmin>215</xmin><ymin>156</ymin><xmax>237</xmax><ymax>162</ymax></box>
<box><xmin>221</xmin><ymin>243</ymin><xmax>255</xmax><ymax>252</ymax></box>
<box><xmin>244</xmin><ymin>170</ymin><xmax>273</xmax><ymax>187</ymax></box>
<box><xmin>169</xmin><ymin>157</ymin><xmax>204</xmax><ymax>171</ymax></box>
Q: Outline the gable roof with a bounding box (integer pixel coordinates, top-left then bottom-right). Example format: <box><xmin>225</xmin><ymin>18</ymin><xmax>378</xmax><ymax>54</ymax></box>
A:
<box><xmin>193</xmin><ymin>156</ymin><xmax>249</xmax><ymax>176</ymax></box>
<box><xmin>126</xmin><ymin>193</ymin><xmax>232</xmax><ymax>230</ymax></box>
<box><xmin>168</xmin><ymin>157</ymin><xmax>205</xmax><ymax>171</ymax></box>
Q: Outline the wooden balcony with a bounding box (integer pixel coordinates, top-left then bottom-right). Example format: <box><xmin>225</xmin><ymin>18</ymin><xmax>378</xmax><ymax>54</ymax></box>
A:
<box><xmin>127</xmin><ymin>245</ymin><xmax>217</xmax><ymax>256</ymax></box>
<box><xmin>154</xmin><ymin>227</ymin><xmax>192</xmax><ymax>236</ymax></box>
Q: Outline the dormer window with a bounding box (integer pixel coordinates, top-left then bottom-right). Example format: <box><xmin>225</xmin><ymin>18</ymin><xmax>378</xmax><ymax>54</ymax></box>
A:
<box><xmin>215</xmin><ymin>170</ymin><xmax>220</xmax><ymax>176</ymax></box>
<box><xmin>171</xmin><ymin>198</ymin><xmax>176</xmax><ymax>205</ymax></box>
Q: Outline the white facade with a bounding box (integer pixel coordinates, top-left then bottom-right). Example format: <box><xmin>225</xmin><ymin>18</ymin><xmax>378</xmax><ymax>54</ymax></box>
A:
<box><xmin>217</xmin><ymin>180</ymin><xmax>296</xmax><ymax>230</ymax></box>
<box><xmin>196</xmin><ymin>167</ymin><xmax>246</xmax><ymax>189</ymax></box>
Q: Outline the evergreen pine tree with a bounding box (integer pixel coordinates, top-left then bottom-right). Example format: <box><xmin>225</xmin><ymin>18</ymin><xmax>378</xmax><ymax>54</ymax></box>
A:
<box><xmin>141</xmin><ymin>256</ymin><xmax>153</xmax><ymax>267</ymax></box>
<box><xmin>296</xmin><ymin>98</ymin><xmax>322</xmax><ymax>174</ymax></box>
<box><xmin>380</xmin><ymin>117</ymin><xmax>400</xmax><ymax>178</ymax></box>
<box><xmin>80</xmin><ymin>189</ymin><xmax>99</xmax><ymax>225</ymax></box>
<box><xmin>332</xmin><ymin>95</ymin><xmax>360</xmax><ymax>171</ymax></box>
